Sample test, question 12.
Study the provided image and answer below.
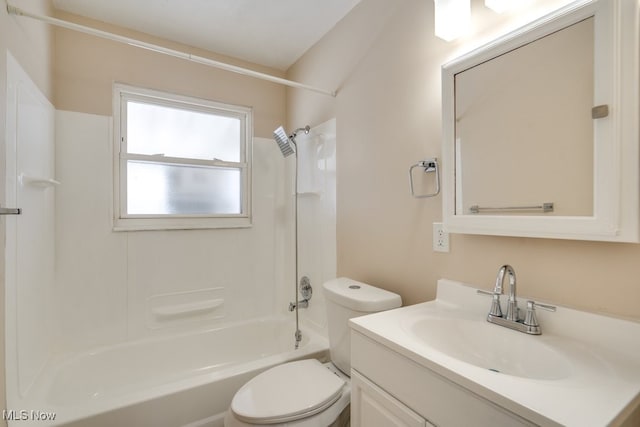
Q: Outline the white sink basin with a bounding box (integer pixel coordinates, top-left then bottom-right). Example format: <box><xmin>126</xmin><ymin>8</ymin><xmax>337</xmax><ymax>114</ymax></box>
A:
<box><xmin>349</xmin><ymin>279</ymin><xmax>640</xmax><ymax>426</ymax></box>
<box><xmin>407</xmin><ymin>316</ymin><xmax>572</xmax><ymax>380</ymax></box>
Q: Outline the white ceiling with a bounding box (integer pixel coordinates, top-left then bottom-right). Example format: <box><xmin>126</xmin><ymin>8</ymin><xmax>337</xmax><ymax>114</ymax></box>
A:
<box><xmin>52</xmin><ymin>0</ymin><xmax>361</xmax><ymax>71</ymax></box>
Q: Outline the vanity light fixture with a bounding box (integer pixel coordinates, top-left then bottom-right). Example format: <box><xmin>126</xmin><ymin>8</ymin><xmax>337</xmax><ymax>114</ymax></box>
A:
<box><xmin>434</xmin><ymin>0</ymin><xmax>471</xmax><ymax>41</ymax></box>
<box><xmin>485</xmin><ymin>0</ymin><xmax>523</xmax><ymax>13</ymax></box>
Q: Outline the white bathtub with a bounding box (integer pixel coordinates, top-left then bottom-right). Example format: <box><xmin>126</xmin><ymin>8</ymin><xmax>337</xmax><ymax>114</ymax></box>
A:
<box><xmin>16</xmin><ymin>316</ymin><xmax>328</xmax><ymax>427</ymax></box>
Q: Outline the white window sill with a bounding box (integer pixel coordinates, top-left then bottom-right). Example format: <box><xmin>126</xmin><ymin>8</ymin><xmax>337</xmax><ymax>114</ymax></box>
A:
<box><xmin>113</xmin><ymin>216</ymin><xmax>252</xmax><ymax>231</ymax></box>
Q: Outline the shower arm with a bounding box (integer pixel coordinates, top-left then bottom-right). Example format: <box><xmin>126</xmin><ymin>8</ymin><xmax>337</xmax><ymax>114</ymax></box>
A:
<box><xmin>291</xmin><ymin>126</ymin><xmax>311</xmax><ymax>138</ymax></box>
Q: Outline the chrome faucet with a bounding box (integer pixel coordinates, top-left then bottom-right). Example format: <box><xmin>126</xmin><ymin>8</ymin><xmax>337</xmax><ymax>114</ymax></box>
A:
<box><xmin>478</xmin><ymin>265</ymin><xmax>556</xmax><ymax>335</ymax></box>
<box><xmin>288</xmin><ymin>299</ymin><xmax>309</xmax><ymax>311</ymax></box>
<box><xmin>497</xmin><ymin>264</ymin><xmax>519</xmax><ymax>322</ymax></box>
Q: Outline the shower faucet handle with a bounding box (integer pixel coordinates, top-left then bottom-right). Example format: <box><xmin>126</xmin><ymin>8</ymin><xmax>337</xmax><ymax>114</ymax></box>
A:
<box><xmin>299</xmin><ymin>276</ymin><xmax>312</xmax><ymax>300</ymax></box>
<box><xmin>289</xmin><ymin>277</ymin><xmax>312</xmax><ymax>311</ymax></box>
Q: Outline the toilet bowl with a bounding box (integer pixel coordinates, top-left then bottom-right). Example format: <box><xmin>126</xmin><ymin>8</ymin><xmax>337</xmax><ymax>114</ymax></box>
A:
<box><xmin>224</xmin><ymin>360</ymin><xmax>351</xmax><ymax>427</ymax></box>
<box><xmin>224</xmin><ymin>278</ymin><xmax>402</xmax><ymax>427</ymax></box>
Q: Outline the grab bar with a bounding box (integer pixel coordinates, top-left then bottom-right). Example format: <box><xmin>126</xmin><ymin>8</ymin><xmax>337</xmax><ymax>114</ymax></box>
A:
<box><xmin>409</xmin><ymin>158</ymin><xmax>440</xmax><ymax>198</ymax></box>
<box><xmin>469</xmin><ymin>202</ymin><xmax>554</xmax><ymax>214</ymax></box>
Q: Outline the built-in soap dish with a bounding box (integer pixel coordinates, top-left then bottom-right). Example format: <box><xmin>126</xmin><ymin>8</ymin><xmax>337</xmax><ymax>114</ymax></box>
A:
<box><xmin>146</xmin><ymin>287</ymin><xmax>225</xmax><ymax>328</ymax></box>
<box><xmin>152</xmin><ymin>298</ymin><xmax>223</xmax><ymax>318</ymax></box>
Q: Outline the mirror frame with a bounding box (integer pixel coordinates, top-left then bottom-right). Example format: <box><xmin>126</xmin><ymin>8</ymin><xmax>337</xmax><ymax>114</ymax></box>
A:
<box><xmin>441</xmin><ymin>0</ymin><xmax>639</xmax><ymax>242</ymax></box>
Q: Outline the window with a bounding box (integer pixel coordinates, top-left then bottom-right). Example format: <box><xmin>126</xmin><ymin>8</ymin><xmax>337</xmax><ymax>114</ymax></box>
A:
<box><xmin>113</xmin><ymin>84</ymin><xmax>252</xmax><ymax>230</ymax></box>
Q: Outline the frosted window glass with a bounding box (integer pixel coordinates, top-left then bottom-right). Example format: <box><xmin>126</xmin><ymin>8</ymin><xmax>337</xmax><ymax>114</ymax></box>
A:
<box><xmin>127</xmin><ymin>101</ymin><xmax>241</xmax><ymax>162</ymax></box>
<box><xmin>127</xmin><ymin>161</ymin><xmax>241</xmax><ymax>215</ymax></box>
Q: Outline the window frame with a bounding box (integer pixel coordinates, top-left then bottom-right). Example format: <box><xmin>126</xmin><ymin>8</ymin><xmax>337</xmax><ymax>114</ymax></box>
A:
<box><xmin>112</xmin><ymin>83</ymin><xmax>253</xmax><ymax>231</ymax></box>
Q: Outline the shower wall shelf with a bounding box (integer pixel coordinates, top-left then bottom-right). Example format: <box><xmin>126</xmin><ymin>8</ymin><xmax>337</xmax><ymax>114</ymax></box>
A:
<box><xmin>0</xmin><ymin>207</ymin><xmax>21</xmax><ymax>215</ymax></box>
<box><xmin>409</xmin><ymin>158</ymin><xmax>440</xmax><ymax>198</ymax></box>
<box><xmin>152</xmin><ymin>299</ymin><xmax>224</xmax><ymax>318</ymax></box>
<box><xmin>19</xmin><ymin>174</ymin><xmax>61</xmax><ymax>188</ymax></box>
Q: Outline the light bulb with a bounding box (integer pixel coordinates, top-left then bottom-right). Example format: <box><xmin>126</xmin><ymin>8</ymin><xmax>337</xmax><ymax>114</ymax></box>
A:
<box><xmin>485</xmin><ymin>0</ymin><xmax>522</xmax><ymax>13</ymax></box>
<box><xmin>434</xmin><ymin>0</ymin><xmax>471</xmax><ymax>41</ymax></box>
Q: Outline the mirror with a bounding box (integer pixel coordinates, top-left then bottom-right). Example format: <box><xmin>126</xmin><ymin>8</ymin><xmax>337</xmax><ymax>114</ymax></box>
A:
<box><xmin>455</xmin><ymin>18</ymin><xmax>594</xmax><ymax>217</ymax></box>
<box><xmin>441</xmin><ymin>0</ymin><xmax>639</xmax><ymax>242</ymax></box>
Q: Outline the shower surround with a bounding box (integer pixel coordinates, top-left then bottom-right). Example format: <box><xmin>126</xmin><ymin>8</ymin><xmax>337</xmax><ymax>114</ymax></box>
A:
<box><xmin>6</xmin><ymin>60</ymin><xmax>336</xmax><ymax>426</ymax></box>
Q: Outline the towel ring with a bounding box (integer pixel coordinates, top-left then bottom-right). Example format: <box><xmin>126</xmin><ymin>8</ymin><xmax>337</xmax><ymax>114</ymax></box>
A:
<box><xmin>409</xmin><ymin>158</ymin><xmax>440</xmax><ymax>198</ymax></box>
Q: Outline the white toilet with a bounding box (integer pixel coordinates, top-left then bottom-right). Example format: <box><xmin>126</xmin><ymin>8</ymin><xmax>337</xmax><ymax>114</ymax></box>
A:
<box><xmin>224</xmin><ymin>277</ymin><xmax>402</xmax><ymax>427</ymax></box>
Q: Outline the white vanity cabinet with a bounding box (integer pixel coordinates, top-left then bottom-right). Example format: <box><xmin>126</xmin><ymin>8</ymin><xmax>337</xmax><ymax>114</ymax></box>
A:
<box><xmin>351</xmin><ymin>370</ymin><xmax>432</xmax><ymax>427</ymax></box>
<box><xmin>350</xmin><ymin>331</ymin><xmax>539</xmax><ymax>427</ymax></box>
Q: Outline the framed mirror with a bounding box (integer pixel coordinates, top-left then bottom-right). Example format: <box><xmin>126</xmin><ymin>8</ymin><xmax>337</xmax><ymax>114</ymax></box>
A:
<box><xmin>441</xmin><ymin>0</ymin><xmax>639</xmax><ymax>242</ymax></box>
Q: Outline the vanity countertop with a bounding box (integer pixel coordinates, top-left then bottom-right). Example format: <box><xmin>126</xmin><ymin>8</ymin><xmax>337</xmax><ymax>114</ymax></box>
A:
<box><xmin>349</xmin><ymin>279</ymin><xmax>640</xmax><ymax>426</ymax></box>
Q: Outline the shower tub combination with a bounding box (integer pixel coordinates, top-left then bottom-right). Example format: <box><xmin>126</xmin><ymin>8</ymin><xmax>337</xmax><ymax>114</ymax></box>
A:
<box><xmin>14</xmin><ymin>317</ymin><xmax>328</xmax><ymax>427</ymax></box>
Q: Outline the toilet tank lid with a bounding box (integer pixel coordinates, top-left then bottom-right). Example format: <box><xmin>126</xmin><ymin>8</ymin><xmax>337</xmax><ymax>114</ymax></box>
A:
<box><xmin>323</xmin><ymin>277</ymin><xmax>402</xmax><ymax>312</ymax></box>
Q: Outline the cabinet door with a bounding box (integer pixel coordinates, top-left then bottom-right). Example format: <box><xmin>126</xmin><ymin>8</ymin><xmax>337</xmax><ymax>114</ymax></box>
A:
<box><xmin>352</xmin><ymin>370</ymin><xmax>433</xmax><ymax>427</ymax></box>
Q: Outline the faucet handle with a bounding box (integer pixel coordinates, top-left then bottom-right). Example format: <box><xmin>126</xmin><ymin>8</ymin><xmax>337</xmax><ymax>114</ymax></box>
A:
<box><xmin>524</xmin><ymin>300</ymin><xmax>556</xmax><ymax>329</ymax></box>
<box><xmin>476</xmin><ymin>289</ymin><xmax>499</xmax><ymax>297</ymax></box>
<box><xmin>476</xmin><ymin>289</ymin><xmax>503</xmax><ymax>318</ymax></box>
<box><xmin>527</xmin><ymin>300</ymin><xmax>556</xmax><ymax>312</ymax></box>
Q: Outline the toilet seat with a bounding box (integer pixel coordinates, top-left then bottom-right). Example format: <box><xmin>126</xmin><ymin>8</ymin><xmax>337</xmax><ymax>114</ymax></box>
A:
<box><xmin>230</xmin><ymin>359</ymin><xmax>345</xmax><ymax>424</ymax></box>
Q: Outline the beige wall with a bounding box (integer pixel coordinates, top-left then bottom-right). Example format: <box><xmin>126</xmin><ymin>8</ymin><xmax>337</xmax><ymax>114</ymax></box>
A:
<box><xmin>53</xmin><ymin>11</ymin><xmax>287</xmax><ymax>138</ymax></box>
<box><xmin>287</xmin><ymin>0</ymin><xmax>640</xmax><ymax>321</ymax></box>
<box><xmin>0</xmin><ymin>0</ymin><xmax>55</xmax><ymax>422</ymax></box>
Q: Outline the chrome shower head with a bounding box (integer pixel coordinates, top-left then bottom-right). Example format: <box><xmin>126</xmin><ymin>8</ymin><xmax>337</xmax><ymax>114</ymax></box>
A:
<box><xmin>273</xmin><ymin>126</ymin><xmax>296</xmax><ymax>157</ymax></box>
<box><xmin>272</xmin><ymin>125</ymin><xmax>310</xmax><ymax>158</ymax></box>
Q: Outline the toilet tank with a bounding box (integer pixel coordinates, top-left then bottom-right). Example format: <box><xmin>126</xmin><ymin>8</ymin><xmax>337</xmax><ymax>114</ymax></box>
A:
<box><xmin>322</xmin><ymin>278</ymin><xmax>402</xmax><ymax>375</ymax></box>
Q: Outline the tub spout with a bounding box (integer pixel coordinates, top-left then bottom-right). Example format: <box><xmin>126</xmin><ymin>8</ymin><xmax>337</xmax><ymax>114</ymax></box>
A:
<box><xmin>288</xmin><ymin>299</ymin><xmax>309</xmax><ymax>311</ymax></box>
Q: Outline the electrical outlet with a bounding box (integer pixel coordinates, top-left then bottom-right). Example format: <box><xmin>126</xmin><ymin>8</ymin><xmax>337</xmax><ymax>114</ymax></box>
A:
<box><xmin>433</xmin><ymin>222</ymin><xmax>450</xmax><ymax>253</ymax></box>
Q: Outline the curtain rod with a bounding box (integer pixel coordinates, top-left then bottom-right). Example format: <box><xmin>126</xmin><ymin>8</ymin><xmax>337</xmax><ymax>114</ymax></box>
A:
<box><xmin>6</xmin><ymin>3</ymin><xmax>337</xmax><ymax>97</ymax></box>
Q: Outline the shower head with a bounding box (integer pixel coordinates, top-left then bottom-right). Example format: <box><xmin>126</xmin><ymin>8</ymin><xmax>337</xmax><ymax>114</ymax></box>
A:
<box><xmin>272</xmin><ymin>125</ymin><xmax>310</xmax><ymax>158</ymax></box>
<box><xmin>273</xmin><ymin>126</ymin><xmax>295</xmax><ymax>157</ymax></box>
